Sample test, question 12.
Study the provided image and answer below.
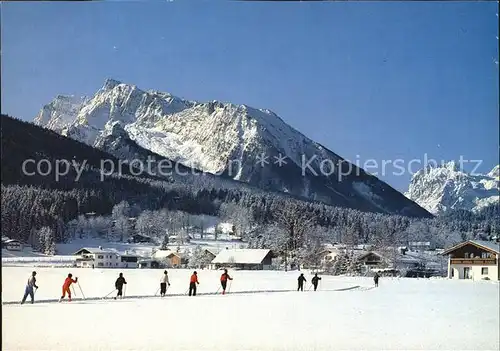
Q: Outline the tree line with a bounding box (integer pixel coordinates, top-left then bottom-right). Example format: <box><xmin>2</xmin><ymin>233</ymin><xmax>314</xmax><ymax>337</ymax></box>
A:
<box><xmin>1</xmin><ymin>114</ymin><xmax>498</xmax><ymax>259</ymax></box>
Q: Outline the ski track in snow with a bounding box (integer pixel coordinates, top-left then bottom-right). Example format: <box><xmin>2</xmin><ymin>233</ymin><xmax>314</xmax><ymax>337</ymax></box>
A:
<box><xmin>3</xmin><ymin>268</ymin><xmax>499</xmax><ymax>351</ymax></box>
<box><xmin>2</xmin><ymin>286</ymin><xmax>364</xmax><ymax>305</ymax></box>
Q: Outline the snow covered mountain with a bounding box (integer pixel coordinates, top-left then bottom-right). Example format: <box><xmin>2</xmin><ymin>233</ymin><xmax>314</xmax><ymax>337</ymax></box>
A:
<box><xmin>34</xmin><ymin>95</ymin><xmax>87</xmax><ymax>133</ymax></box>
<box><xmin>405</xmin><ymin>161</ymin><xmax>499</xmax><ymax>215</ymax></box>
<box><xmin>34</xmin><ymin>79</ymin><xmax>431</xmax><ymax>217</ymax></box>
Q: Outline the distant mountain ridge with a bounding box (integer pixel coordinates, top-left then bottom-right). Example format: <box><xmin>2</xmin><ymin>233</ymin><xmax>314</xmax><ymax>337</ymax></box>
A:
<box><xmin>405</xmin><ymin>161</ymin><xmax>499</xmax><ymax>215</ymax></box>
<box><xmin>34</xmin><ymin>79</ymin><xmax>431</xmax><ymax>217</ymax></box>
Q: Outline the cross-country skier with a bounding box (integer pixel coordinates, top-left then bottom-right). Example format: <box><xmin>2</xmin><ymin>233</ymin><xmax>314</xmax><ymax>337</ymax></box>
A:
<box><xmin>21</xmin><ymin>271</ymin><xmax>38</xmax><ymax>304</ymax></box>
<box><xmin>374</xmin><ymin>272</ymin><xmax>380</xmax><ymax>287</ymax></box>
<box><xmin>220</xmin><ymin>269</ymin><xmax>233</xmax><ymax>295</ymax></box>
<box><xmin>160</xmin><ymin>270</ymin><xmax>170</xmax><ymax>297</ymax></box>
<box><xmin>311</xmin><ymin>273</ymin><xmax>322</xmax><ymax>291</ymax></box>
<box><xmin>189</xmin><ymin>271</ymin><xmax>199</xmax><ymax>296</ymax></box>
<box><xmin>114</xmin><ymin>273</ymin><xmax>127</xmax><ymax>299</ymax></box>
<box><xmin>297</xmin><ymin>273</ymin><xmax>307</xmax><ymax>291</ymax></box>
<box><xmin>60</xmin><ymin>273</ymin><xmax>78</xmax><ymax>302</ymax></box>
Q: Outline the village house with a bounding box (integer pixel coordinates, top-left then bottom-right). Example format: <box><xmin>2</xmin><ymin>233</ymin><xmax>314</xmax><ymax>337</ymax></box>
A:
<box><xmin>74</xmin><ymin>247</ymin><xmax>120</xmax><ymax>268</ymax></box>
<box><xmin>210</xmin><ymin>249</ymin><xmax>274</xmax><ymax>270</ymax></box>
<box><xmin>202</xmin><ymin>248</ymin><xmax>217</xmax><ymax>261</ymax></box>
<box><xmin>319</xmin><ymin>248</ymin><xmax>342</xmax><ymax>266</ymax></box>
<box><xmin>152</xmin><ymin>249</ymin><xmax>187</xmax><ymax>267</ymax></box>
<box><xmin>357</xmin><ymin>252</ymin><xmax>385</xmax><ymax>268</ymax></box>
<box><xmin>2</xmin><ymin>238</ymin><xmax>24</xmax><ymax>251</ymax></box>
<box><xmin>127</xmin><ymin>234</ymin><xmax>155</xmax><ymax>244</ymax></box>
<box><xmin>120</xmin><ymin>253</ymin><xmax>142</xmax><ymax>268</ymax></box>
<box><xmin>356</xmin><ymin>250</ymin><xmax>426</xmax><ymax>276</ymax></box>
<box><xmin>168</xmin><ymin>234</ymin><xmax>193</xmax><ymax>244</ymax></box>
<box><xmin>138</xmin><ymin>259</ymin><xmax>162</xmax><ymax>269</ymax></box>
<box><xmin>441</xmin><ymin>240</ymin><xmax>499</xmax><ymax>281</ymax></box>
<box><xmin>165</xmin><ymin>252</ymin><xmax>185</xmax><ymax>267</ymax></box>
<box><xmin>408</xmin><ymin>241</ymin><xmax>436</xmax><ymax>252</ymax></box>
<box><xmin>73</xmin><ymin>247</ymin><xmax>142</xmax><ymax>268</ymax></box>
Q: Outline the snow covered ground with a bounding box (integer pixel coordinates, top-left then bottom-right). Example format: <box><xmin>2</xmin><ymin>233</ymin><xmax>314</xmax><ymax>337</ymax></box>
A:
<box><xmin>2</xmin><ymin>267</ymin><xmax>499</xmax><ymax>351</ymax></box>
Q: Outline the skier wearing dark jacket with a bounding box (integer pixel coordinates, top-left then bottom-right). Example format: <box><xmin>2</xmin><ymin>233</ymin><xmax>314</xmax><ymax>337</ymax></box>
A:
<box><xmin>374</xmin><ymin>272</ymin><xmax>380</xmax><ymax>287</ymax></box>
<box><xmin>220</xmin><ymin>269</ymin><xmax>233</xmax><ymax>295</ymax></box>
<box><xmin>21</xmin><ymin>271</ymin><xmax>39</xmax><ymax>304</ymax></box>
<box><xmin>311</xmin><ymin>273</ymin><xmax>322</xmax><ymax>291</ymax></box>
<box><xmin>297</xmin><ymin>273</ymin><xmax>307</xmax><ymax>291</ymax></box>
<box><xmin>115</xmin><ymin>273</ymin><xmax>127</xmax><ymax>299</ymax></box>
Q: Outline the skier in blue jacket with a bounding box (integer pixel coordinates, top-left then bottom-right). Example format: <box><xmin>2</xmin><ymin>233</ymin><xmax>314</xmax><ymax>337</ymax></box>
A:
<box><xmin>21</xmin><ymin>271</ymin><xmax>39</xmax><ymax>304</ymax></box>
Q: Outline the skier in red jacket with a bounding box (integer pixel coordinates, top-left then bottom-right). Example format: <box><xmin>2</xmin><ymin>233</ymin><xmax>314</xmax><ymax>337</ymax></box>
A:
<box><xmin>220</xmin><ymin>269</ymin><xmax>233</xmax><ymax>295</ymax></box>
<box><xmin>189</xmin><ymin>271</ymin><xmax>199</xmax><ymax>296</ymax></box>
<box><xmin>59</xmin><ymin>273</ymin><xmax>78</xmax><ymax>302</ymax></box>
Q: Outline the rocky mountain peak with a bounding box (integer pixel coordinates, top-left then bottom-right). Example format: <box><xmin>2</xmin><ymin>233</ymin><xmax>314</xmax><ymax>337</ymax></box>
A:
<box><xmin>34</xmin><ymin>79</ymin><xmax>432</xmax><ymax>217</ymax></box>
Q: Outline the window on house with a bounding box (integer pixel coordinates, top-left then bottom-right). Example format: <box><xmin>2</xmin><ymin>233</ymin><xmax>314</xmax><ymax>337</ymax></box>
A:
<box><xmin>464</xmin><ymin>253</ymin><xmax>469</xmax><ymax>258</ymax></box>
<box><xmin>98</xmin><ymin>255</ymin><xmax>104</xmax><ymax>259</ymax></box>
<box><xmin>482</xmin><ymin>267</ymin><xmax>488</xmax><ymax>275</ymax></box>
<box><xmin>98</xmin><ymin>263</ymin><xmax>103</xmax><ymax>267</ymax></box>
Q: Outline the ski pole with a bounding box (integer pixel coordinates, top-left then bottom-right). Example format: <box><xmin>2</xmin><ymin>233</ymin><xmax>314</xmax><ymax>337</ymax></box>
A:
<box><xmin>123</xmin><ymin>285</ymin><xmax>126</xmax><ymax>298</ymax></box>
<box><xmin>71</xmin><ymin>285</ymin><xmax>77</xmax><ymax>297</ymax></box>
<box><xmin>227</xmin><ymin>280</ymin><xmax>233</xmax><ymax>294</ymax></box>
<box><xmin>77</xmin><ymin>281</ymin><xmax>86</xmax><ymax>299</ymax></box>
<box><xmin>103</xmin><ymin>289</ymin><xmax>116</xmax><ymax>299</ymax></box>
<box><xmin>154</xmin><ymin>287</ymin><xmax>160</xmax><ymax>296</ymax></box>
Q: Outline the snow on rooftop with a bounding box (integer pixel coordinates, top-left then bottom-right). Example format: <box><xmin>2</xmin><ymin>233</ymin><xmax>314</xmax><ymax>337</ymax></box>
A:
<box><xmin>211</xmin><ymin>249</ymin><xmax>271</xmax><ymax>264</ymax></box>
<box><xmin>73</xmin><ymin>247</ymin><xmax>118</xmax><ymax>255</ymax></box>
<box><xmin>152</xmin><ymin>249</ymin><xmax>181</xmax><ymax>259</ymax></box>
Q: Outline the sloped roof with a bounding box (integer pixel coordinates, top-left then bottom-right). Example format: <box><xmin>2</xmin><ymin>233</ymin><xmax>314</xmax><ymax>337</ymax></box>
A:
<box><xmin>152</xmin><ymin>250</ymin><xmax>175</xmax><ymax>259</ymax></box>
<box><xmin>442</xmin><ymin>240</ymin><xmax>500</xmax><ymax>255</ymax></box>
<box><xmin>202</xmin><ymin>248</ymin><xmax>219</xmax><ymax>256</ymax></box>
<box><xmin>470</xmin><ymin>240</ymin><xmax>500</xmax><ymax>254</ymax></box>
<box><xmin>211</xmin><ymin>249</ymin><xmax>271</xmax><ymax>264</ymax></box>
<box><xmin>4</xmin><ymin>239</ymin><xmax>23</xmax><ymax>244</ymax></box>
<box><xmin>73</xmin><ymin>247</ymin><xmax>118</xmax><ymax>255</ymax></box>
<box><xmin>358</xmin><ymin>251</ymin><xmax>422</xmax><ymax>264</ymax></box>
<box><xmin>358</xmin><ymin>251</ymin><xmax>384</xmax><ymax>260</ymax></box>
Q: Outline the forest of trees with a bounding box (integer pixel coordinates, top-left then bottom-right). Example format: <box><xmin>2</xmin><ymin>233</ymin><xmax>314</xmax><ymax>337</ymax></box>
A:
<box><xmin>2</xmin><ymin>182</ymin><xmax>498</xmax><ymax>256</ymax></box>
<box><xmin>1</xmin><ymin>114</ymin><xmax>498</xmax><ymax>261</ymax></box>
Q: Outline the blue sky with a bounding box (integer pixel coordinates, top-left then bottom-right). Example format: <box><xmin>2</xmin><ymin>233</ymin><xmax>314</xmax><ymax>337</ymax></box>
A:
<box><xmin>2</xmin><ymin>1</ymin><xmax>498</xmax><ymax>191</ymax></box>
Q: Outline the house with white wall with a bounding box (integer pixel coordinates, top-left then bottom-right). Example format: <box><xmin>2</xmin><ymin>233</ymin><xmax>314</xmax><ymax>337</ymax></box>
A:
<box><xmin>210</xmin><ymin>249</ymin><xmax>274</xmax><ymax>270</ymax></box>
<box><xmin>441</xmin><ymin>240</ymin><xmax>499</xmax><ymax>281</ymax></box>
<box><xmin>73</xmin><ymin>247</ymin><xmax>142</xmax><ymax>268</ymax></box>
<box><xmin>74</xmin><ymin>247</ymin><xmax>121</xmax><ymax>268</ymax></box>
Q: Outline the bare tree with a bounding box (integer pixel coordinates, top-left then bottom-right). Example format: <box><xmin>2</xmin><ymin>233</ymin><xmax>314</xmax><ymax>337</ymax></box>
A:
<box><xmin>219</xmin><ymin>202</ymin><xmax>254</xmax><ymax>238</ymax></box>
<box><xmin>274</xmin><ymin>201</ymin><xmax>315</xmax><ymax>253</ymax></box>
<box><xmin>372</xmin><ymin>224</ymin><xmax>405</xmax><ymax>269</ymax></box>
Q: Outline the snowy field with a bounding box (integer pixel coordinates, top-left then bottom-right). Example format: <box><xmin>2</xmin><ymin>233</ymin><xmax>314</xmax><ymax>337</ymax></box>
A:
<box><xmin>2</xmin><ymin>267</ymin><xmax>499</xmax><ymax>351</ymax></box>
